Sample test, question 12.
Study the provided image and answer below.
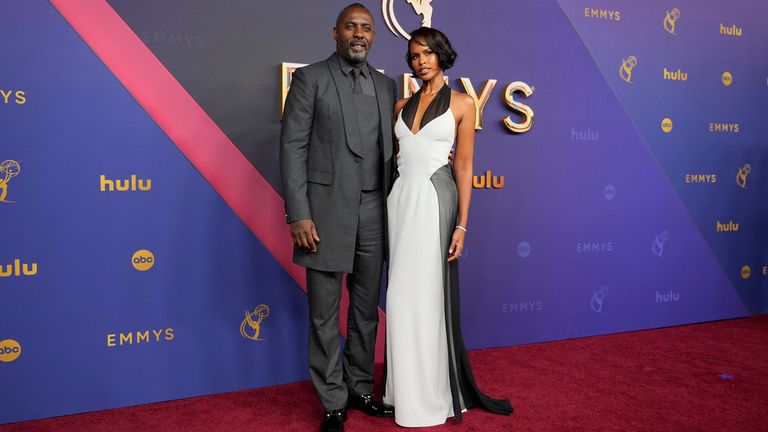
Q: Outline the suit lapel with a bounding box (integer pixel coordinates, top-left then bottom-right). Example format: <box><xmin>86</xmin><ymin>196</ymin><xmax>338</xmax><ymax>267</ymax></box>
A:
<box><xmin>372</xmin><ymin>70</ymin><xmax>393</xmax><ymax>162</ymax></box>
<box><xmin>326</xmin><ymin>54</ymin><xmax>363</xmax><ymax>158</ymax></box>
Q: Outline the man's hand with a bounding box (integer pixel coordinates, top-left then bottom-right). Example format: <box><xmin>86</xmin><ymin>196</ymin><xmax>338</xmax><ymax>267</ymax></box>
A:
<box><xmin>290</xmin><ymin>219</ymin><xmax>320</xmax><ymax>253</ymax></box>
<box><xmin>448</xmin><ymin>148</ymin><xmax>455</xmax><ymax>165</ymax></box>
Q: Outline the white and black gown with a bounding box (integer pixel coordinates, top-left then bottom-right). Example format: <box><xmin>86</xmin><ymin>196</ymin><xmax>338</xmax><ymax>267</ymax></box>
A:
<box><xmin>383</xmin><ymin>86</ymin><xmax>512</xmax><ymax>427</ymax></box>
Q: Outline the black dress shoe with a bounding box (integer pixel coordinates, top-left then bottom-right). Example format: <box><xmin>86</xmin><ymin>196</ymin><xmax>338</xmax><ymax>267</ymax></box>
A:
<box><xmin>320</xmin><ymin>408</ymin><xmax>346</xmax><ymax>432</ymax></box>
<box><xmin>347</xmin><ymin>394</ymin><xmax>395</xmax><ymax>418</ymax></box>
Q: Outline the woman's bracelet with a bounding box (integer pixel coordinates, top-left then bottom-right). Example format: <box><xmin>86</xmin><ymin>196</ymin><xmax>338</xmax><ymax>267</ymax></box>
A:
<box><xmin>455</xmin><ymin>225</ymin><xmax>467</xmax><ymax>233</ymax></box>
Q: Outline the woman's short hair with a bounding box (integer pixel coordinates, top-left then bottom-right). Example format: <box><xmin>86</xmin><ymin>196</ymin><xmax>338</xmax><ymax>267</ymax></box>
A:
<box><xmin>406</xmin><ymin>27</ymin><xmax>457</xmax><ymax>72</ymax></box>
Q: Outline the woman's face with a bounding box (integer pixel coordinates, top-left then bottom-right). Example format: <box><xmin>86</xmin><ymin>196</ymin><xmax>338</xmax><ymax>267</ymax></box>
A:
<box><xmin>409</xmin><ymin>39</ymin><xmax>441</xmax><ymax>81</ymax></box>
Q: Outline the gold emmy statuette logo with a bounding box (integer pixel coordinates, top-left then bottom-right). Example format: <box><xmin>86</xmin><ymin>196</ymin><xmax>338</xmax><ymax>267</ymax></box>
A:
<box><xmin>131</xmin><ymin>249</ymin><xmax>155</xmax><ymax>271</ymax></box>
<box><xmin>741</xmin><ymin>265</ymin><xmax>751</xmax><ymax>279</ymax></box>
<box><xmin>722</xmin><ymin>71</ymin><xmax>733</xmax><ymax>86</ymax></box>
<box><xmin>0</xmin><ymin>160</ymin><xmax>21</xmax><ymax>203</ymax></box>
<box><xmin>736</xmin><ymin>163</ymin><xmax>751</xmax><ymax>189</ymax></box>
<box><xmin>664</xmin><ymin>8</ymin><xmax>680</xmax><ymax>35</ymax></box>
<box><xmin>383</xmin><ymin>0</ymin><xmax>433</xmax><ymax>39</ymax></box>
<box><xmin>619</xmin><ymin>56</ymin><xmax>637</xmax><ymax>83</ymax></box>
<box><xmin>240</xmin><ymin>304</ymin><xmax>270</xmax><ymax>341</ymax></box>
<box><xmin>661</xmin><ymin>118</ymin><xmax>673</xmax><ymax>133</ymax></box>
<box><xmin>0</xmin><ymin>339</ymin><xmax>22</xmax><ymax>363</ymax></box>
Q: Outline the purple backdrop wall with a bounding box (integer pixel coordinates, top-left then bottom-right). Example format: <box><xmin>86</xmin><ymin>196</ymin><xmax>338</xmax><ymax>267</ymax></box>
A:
<box><xmin>1</xmin><ymin>0</ymin><xmax>766</xmax><ymax>424</ymax></box>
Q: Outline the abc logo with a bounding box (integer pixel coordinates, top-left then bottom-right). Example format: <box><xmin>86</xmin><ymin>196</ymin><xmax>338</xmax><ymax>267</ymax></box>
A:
<box><xmin>661</xmin><ymin>118</ymin><xmax>673</xmax><ymax>133</ymax></box>
<box><xmin>132</xmin><ymin>249</ymin><xmax>155</xmax><ymax>271</ymax></box>
<box><xmin>516</xmin><ymin>241</ymin><xmax>531</xmax><ymax>258</ymax></box>
<box><xmin>721</xmin><ymin>71</ymin><xmax>733</xmax><ymax>86</ymax></box>
<box><xmin>0</xmin><ymin>339</ymin><xmax>21</xmax><ymax>362</ymax></box>
<box><xmin>740</xmin><ymin>265</ymin><xmax>751</xmax><ymax>280</ymax></box>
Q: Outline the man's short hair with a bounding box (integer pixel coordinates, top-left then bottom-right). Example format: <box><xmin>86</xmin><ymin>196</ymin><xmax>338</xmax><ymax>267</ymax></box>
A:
<box><xmin>336</xmin><ymin>3</ymin><xmax>373</xmax><ymax>28</ymax></box>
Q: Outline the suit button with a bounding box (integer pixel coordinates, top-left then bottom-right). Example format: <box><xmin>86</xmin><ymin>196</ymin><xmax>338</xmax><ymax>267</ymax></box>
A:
<box><xmin>354</xmin><ymin>157</ymin><xmax>362</xmax><ymax>163</ymax></box>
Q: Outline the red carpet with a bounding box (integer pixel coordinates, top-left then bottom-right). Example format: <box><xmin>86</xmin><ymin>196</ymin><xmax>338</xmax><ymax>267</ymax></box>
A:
<box><xmin>3</xmin><ymin>315</ymin><xmax>767</xmax><ymax>432</ymax></box>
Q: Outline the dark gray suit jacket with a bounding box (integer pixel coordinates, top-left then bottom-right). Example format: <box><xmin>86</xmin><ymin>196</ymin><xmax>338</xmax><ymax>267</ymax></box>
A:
<box><xmin>280</xmin><ymin>53</ymin><xmax>397</xmax><ymax>272</ymax></box>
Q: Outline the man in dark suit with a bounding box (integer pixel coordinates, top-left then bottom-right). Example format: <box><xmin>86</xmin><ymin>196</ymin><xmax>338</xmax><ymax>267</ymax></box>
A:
<box><xmin>279</xmin><ymin>3</ymin><xmax>396</xmax><ymax>432</ymax></box>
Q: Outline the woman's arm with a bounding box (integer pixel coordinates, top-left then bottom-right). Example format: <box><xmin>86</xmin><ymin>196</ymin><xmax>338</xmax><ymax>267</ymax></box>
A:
<box><xmin>448</xmin><ymin>92</ymin><xmax>476</xmax><ymax>262</ymax></box>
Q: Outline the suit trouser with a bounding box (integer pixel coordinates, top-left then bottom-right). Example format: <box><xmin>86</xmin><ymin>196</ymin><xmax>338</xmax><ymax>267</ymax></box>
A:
<box><xmin>307</xmin><ymin>189</ymin><xmax>384</xmax><ymax>412</ymax></box>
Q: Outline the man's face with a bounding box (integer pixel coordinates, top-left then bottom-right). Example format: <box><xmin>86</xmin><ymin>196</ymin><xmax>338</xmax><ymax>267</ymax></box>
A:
<box><xmin>333</xmin><ymin>7</ymin><xmax>375</xmax><ymax>65</ymax></box>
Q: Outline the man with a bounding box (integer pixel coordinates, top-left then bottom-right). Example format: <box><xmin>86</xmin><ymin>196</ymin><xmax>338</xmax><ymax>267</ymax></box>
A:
<box><xmin>279</xmin><ymin>3</ymin><xmax>396</xmax><ymax>432</ymax></box>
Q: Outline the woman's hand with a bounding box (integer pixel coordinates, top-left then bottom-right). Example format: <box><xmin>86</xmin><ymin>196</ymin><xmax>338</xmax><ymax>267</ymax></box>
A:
<box><xmin>447</xmin><ymin>228</ymin><xmax>465</xmax><ymax>262</ymax></box>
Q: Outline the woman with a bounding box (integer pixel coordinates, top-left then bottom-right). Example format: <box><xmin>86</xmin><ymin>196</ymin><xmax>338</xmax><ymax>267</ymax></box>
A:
<box><xmin>383</xmin><ymin>27</ymin><xmax>513</xmax><ymax>427</ymax></box>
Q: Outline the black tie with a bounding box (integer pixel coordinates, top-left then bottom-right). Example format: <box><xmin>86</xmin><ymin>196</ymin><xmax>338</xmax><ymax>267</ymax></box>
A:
<box><xmin>351</xmin><ymin>68</ymin><xmax>362</xmax><ymax>94</ymax></box>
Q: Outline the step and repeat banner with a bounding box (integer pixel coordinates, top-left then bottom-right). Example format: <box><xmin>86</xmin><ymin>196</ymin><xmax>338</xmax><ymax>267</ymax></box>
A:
<box><xmin>2</xmin><ymin>0</ymin><xmax>766</xmax><ymax>424</ymax></box>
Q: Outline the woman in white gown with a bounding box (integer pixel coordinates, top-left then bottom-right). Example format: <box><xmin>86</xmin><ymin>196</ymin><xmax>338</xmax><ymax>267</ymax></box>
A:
<box><xmin>383</xmin><ymin>27</ymin><xmax>513</xmax><ymax>427</ymax></box>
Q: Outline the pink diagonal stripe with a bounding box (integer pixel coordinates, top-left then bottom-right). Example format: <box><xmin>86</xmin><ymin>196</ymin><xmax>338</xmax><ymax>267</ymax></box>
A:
<box><xmin>50</xmin><ymin>0</ymin><xmax>386</xmax><ymax>362</ymax></box>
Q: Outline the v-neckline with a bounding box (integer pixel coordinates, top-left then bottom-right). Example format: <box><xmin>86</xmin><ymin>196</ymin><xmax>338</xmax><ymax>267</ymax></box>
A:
<box><xmin>408</xmin><ymin>86</ymin><xmax>449</xmax><ymax>135</ymax></box>
<box><xmin>401</xmin><ymin>108</ymin><xmax>451</xmax><ymax>137</ymax></box>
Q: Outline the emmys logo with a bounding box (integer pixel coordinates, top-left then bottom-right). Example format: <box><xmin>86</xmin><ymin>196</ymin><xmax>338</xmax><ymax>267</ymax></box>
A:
<box><xmin>590</xmin><ymin>286</ymin><xmax>609</xmax><ymax>313</ymax></box>
<box><xmin>131</xmin><ymin>250</ymin><xmax>155</xmax><ymax>271</ymax></box>
<box><xmin>583</xmin><ymin>8</ymin><xmax>621</xmax><ymax>21</ymax></box>
<box><xmin>685</xmin><ymin>174</ymin><xmax>716</xmax><ymax>184</ymax></box>
<box><xmin>576</xmin><ymin>242</ymin><xmax>614</xmax><ymax>253</ymax></box>
<box><xmin>0</xmin><ymin>160</ymin><xmax>21</xmax><ymax>203</ymax></box>
<box><xmin>663</xmin><ymin>9</ymin><xmax>680</xmax><ymax>35</ymax></box>
<box><xmin>240</xmin><ymin>304</ymin><xmax>270</xmax><ymax>341</ymax></box>
<box><xmin>722</xmin><ymin>71</ymin><xmax>733</xmax><ymax>86</ymax></box>
<box><xmin>0</xmin><ymin>89</ymin><xmax>26</xmax><ymax>105</ymax></box>
<box><xmin>619</xmin><ymin>56</ymin><xmax>637</xmax><ymax>83</ymax></box>
<box><xmin>107</xmin><ymin>328</ymin><xmax>175</xmax><ymax>347</ymax></box>
<box><xmin>661</xmin><ymin>118</ymin><xmax>673</xmax><ymax>133</ymax></box>
<box><xmin>571</xmin><ymin>128</ymin><xmax>599</xmax><ymax>141</ymax></box>
<box><xmin>740</xmin><ymin>265</ymin><xmax>751</xmax><ymax>280</ymax></box>
<box><xmin>736</xmin><ymin>164</ymin><xmax>750</xmax><ymax>189</ymax></box>
<box><xmin>663</xmin><ymin>68</ymin><xmax>688</xmax><ymax>81</ymax></box>
<box><xmin>473</xmin><ymin>170</ymin><xmax>504</xmax><ymax>189</ymax></box>
<box><xmin>652</xmin><ymin>231</ymin><xmax>669</xmax><ymax>257</ymax></box>
<box><xmin>708</xmin><ymin>122</ymin><xmax>740</xmax><ymax>133</ymax></box>
<box><xmin>140</xmin><ymin>32</ymin><xmax>207</xmax><ymax>48</ymax></box>
<box><xmin>719</xmin><ymin>23</ymin><xmax>742</xmax><ymax>37</ymax></box>
<box><xmin>100</xmin><ymin>174</ymin><xmax>152</xmax><ymax>192</ymax></box>
<box><xmin>502</xmin><ymin>301</ymin><xmax>543</xmax><ymax>313</ymax></box>
<box><xmin>716</xmin><ymin>220</ymin><xmax>739</xmax><ymax>232</ymax></box>
<box><xmin>0</xmin><ymin>339</ymin><xmax>22</xmax><ymax>362</ymax></box>
<box><xmin>382</xmin><ymin>0</ymin><xmax>433</xmax><ymax>39</ymax></box>
<box><xmin>0</xmin><ymin>259</ymin><xmax>38</xmax><ymax>278</ymax></box>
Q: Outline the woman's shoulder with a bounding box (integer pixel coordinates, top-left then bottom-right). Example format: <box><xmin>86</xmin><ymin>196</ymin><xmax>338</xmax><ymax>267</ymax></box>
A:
<box><xmin>450</xmin><ymin>90</ymin><xmax>475</xmax><ymax>117</ymax></box>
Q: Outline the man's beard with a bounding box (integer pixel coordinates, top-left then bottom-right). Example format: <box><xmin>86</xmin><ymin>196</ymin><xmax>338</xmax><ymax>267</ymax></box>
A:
<box><xmin>339</xmin><ymin>41</ymin><xmax>369</xmax><ymax>64</ymax></box>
